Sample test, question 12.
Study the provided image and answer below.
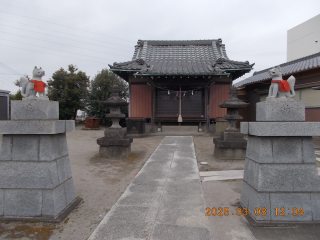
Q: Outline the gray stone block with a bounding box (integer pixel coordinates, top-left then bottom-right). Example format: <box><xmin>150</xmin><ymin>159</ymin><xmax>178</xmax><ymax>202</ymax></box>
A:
<box><xmin>57</xmin><ymin>156</ymin><xmax>72</xmax><ymax>184</ymax></box>
<box><xmin>247</xmin><ymin>122</ymin><xmax>320</xmax><ymax>136</ymax></box>
<box><xmin>256</xmin><ymin>164</ymin><xmax>320</xmax><ymax>192</ymax></box>
<box><xmin>0</xmin><ymin>135</ymin><xmax>12</xmax><ymax>160</ymax></box>
<box><xmin>241</xmin><ymin>182</ymin><xmax>271</xmax><ymax>221</ymax></box>
<box><xmin>174</xmin><ymin>151</ymin><xmax>196</xmax><ymax>159</ymax></box>
<box><xmin>89</xmin><ymin>218</ymin><xmax>153</xmax><ymax>240</ymax></box>
<box><xmin>164</xmin><ymin>179</ymin><xmax>203</xmax><ymax>197</ymax></box>
<box><xmin>213</xmin><ymin>146</ymin><xmax>246</xmax><ymax>160</ymax></box>
<box><xmin>270</xmin><ymin>193</ymin><xmax>312</xmax><ymax>221</ymax></box>
<box><xmin>248</xmin><ymin>188</ymin><xmax>271</xmax><ymax>221</ymax></box>
<box><xmin>246</xmin><ymin>136</ymin><xmax>273</xmax><ymax>163</ymax></box>
<box><xmin>240</xmin><ymin>122</ymin><xmax>248</xmax><ymax>134</ymax></box>
<box><xmin>116</xmin><ymin>188</ymin><xmax>162</xmax><ymax>207</ymax></box>
<box><xmin>0</xmin><ymin>161</ymin><xmax>59</xmax><ymax>189</ymax></box>
<box><xmin>42</xmin><ymin>183</ymin><xmax>67</xmax><ymax>216</ymax></box>
<box><xmin>64</xmin><ymin>178</ymin><xmax>76</xmax><ymax>205</ymax></box>
<box><xmin>132</xmin><ymin>170</ymin><xmax>168</xmax><ymax>186</ymax></box>
<box><xmin>272</xmin><ymin>137</ymin><xmax>302</xmax><ymax>163</ymax></box>
<box><xmin>11</xmin><ymin>100</ymin><xmax>59</xmax><ymax>120</ymax></box>
<box><xmin>176</xmin><ymin>136</ymin><xmax>194</xmax><ymax>146</ymax></box>
<box><xmin>302</xmin><ymin>137</ymin><xmax>316</xmax><ymax>163</ymax></box>
<box><xmin>141</xmin><ymin>160</ymin><xmax>172</xmax><ymax>172</ymax></box>
<box><xmin>99</xmin><ymin>145</ymin><xmax>131</xmax><ymax>159</ymax></box>
<box><xmin>12</xmin><ymin>135</ymin><xmax>39</xmax><ymax>161</ymax></box>
<box><xmin>171</xmin><ymin>157</ymin><xmax>198</xmax><ymax>173</ymax></box>
<box><xmin>65</xmin><ymin>120</ymin><xmax>75</xmax><ymax>132</ymax></box>
<box><xmin>151</xmin><ymin>223</ymin><xmax>211</xmax><ymax>240</ymax></box>
<box><xmin>156</xmin><ymin>194</ymin><xmax>208</xmax><ymax>228</ymax></box>
<box><xmin>0</xmin><ymin>189</ymin><xmax>3</xmax><ymax>215</ymax></box>
<box><xmin>4</xmin><ymin>189</ymin><xmax>42</xmax><ymax>216</ymax></box>
<box><xmin>39</xmin><ymin>133</ymin><xmax>68</xmax><ymax>161</ymax></box>
<box><xmin>243</xmin><ymin>158</ymin><xmax>258</xmax><ymax>188</ymax></box>
<box><xmin>126</xmin><ymin>183</ymin><xmax>164</xmax><ymax>195</ymax></box>
<box><xmin>168</xmin><ymin>171</ymin><xmax>199</xmax><ymax>180</ymax></box>
<box><xmin>256</xmin><ymin>100</ymin><xmax>305</xmax><ymax>122</ymax></box>
<box><xmin>311</xmin><ymin>193</ymin><xmax>320</xmax><ymax>221</ymax></box>
<box><xmin>0</xmin><ymin>120</ymin><xmax>68</xmax><ymax>134</ymax></box>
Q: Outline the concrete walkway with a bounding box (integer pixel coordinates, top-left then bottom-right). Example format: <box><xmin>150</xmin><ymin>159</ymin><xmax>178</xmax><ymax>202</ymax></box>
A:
<box><xmin>88</xmin><ymin>136</ymin><xmax>211</xmax><ymax>240</ymax></box>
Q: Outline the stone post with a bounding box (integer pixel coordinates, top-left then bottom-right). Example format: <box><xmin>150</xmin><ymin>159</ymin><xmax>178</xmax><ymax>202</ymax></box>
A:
<box><xmin>0</xmin><ymin>98</ymin><xmax>80</xmax><ymax>222</ymax></box>
<box><xmin>240</xmin><ymin>98</ymin><xmax>320</xmax><ymax>225</ymax></box>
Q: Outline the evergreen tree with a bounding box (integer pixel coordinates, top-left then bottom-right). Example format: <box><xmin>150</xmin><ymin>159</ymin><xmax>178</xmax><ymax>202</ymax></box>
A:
<box><xmin>86</xmin><ymin>69</ymin><xmax>128</xmax><ymax>124</ymax></box>
<box><xmin>47</xmin><ymin>65</ymin><xmax>90</xmax><ymax>120</ymax></box>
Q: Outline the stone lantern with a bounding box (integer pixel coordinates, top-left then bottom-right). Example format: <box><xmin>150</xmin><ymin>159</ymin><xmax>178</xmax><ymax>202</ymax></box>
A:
<box><xmin>97</xmin><ymin>85</ymin><xmax>133</xmax><ymax>159</ymax></box>
<box><xmin>213</xmin><ymin>86</ymin><xmax>249</xmax><ymax>159</ymax></box>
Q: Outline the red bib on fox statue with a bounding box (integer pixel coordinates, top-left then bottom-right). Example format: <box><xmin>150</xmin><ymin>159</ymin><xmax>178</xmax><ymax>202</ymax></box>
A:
<box><xmin>29</xmin><ymin>80</ymin><xmax>46</xmax><ymax>93</ymax></box>
<box><xmin>271</xmin><ymin>80</ymin><xmax>291</xmax><ymax>92</ymax></box>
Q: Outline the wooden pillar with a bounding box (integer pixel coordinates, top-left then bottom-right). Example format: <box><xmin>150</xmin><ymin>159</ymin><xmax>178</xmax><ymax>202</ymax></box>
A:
<box><xmin>206</xmin><ymin>84</ymin><xmax>210</xmax><ymax>132</ymax></box>
<box><xmin>128</xmin><ymin>76</ymin><xmax>131</xmax><ymax>117</ymax></box>
<box><xmin>151</xmin><ymin>82</ymin><xmax>155</xmax><ymax>132</ymax></box>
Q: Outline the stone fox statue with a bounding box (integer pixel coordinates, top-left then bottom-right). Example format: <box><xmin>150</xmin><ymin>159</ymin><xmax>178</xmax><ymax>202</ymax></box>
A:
<box><xmin>268</xmin><ymin>66</ymin><xmax>295</xmax><ymax>98</ymax></box>
<box><xmin>20</xmin><ymin>66</ymin><xmax>47</xmax><ymax>98</ymax></box>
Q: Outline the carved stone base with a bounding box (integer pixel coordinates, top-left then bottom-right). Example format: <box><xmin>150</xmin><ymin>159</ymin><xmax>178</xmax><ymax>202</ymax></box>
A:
<box><xmin>99</xmin><ymin>145</ymin><xmax>131</xmax><ymax>159</ymax></box>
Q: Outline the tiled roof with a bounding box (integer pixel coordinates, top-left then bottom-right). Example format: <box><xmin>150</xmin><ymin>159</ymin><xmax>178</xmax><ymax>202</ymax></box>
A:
<box><xmin>109</xmin><ymin>39</ymin><xmax>254</xmax><ymax>77</ymax></box>
<box><xmin>234</xmin><ymin>52</ymin><xmax>320</xmax><ymax>88</ymax></box>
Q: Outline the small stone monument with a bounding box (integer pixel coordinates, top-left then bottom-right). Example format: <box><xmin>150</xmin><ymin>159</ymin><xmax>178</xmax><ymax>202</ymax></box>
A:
<box><xmin>97</xmin><ymin>85</ymin><xmax>133</xmax><ymax>159</ymax></box>
<box><xmin>240</xmin><ymin>67</ymin><xmax>320</xmax><ymax>225</ymax></box>
<box><xmin>213</xmin><ymin>86</ymin><xmax>249</xmax><ymax>159</ymax></box>
<box><xmin>0</xmin><ymin>69</ymin><xmax>80</xmax><ymax>221</ymax></box>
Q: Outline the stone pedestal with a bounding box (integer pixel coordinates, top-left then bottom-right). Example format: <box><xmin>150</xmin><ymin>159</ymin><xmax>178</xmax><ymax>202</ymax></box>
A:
<box><xmin>213</xmin><ymin>132</ymin><xmax>247</xmax><ymax>159</ymax></box>
<box><xmin>97</xmin><ymin>128</ymin><xmax>133</xmax><ymax>159</ymax></box>
<box><xmin>240</xmin><ymin>98</ymin><xmax>320</xmax><ymax>225</ymax></box>
<box><xmin>0</xmin><ymin>99</ymin><xmax>80</xmax><ymax>222</ymax></box>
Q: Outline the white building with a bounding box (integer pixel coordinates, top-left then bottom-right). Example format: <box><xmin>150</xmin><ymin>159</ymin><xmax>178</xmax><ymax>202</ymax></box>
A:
<box><xmin>287</xmin><ymin>14</ymin><xmax>320</xmax><ymax>62</ymax></box>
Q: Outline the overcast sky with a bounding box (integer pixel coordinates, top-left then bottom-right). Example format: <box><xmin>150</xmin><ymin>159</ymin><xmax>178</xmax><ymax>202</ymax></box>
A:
<box><xmin>0</xmin><ymin>0</ymin><xmax>319</xmax><ymax>94</ymax></box>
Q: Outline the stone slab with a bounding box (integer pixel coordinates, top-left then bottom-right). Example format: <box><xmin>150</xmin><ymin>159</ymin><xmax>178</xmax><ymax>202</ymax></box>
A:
<box><xmin>246</xmin><ymin>136</ymin><xmax>316</xmax><ymax>164</ymax></box>
<box><xmin>64</xmin><ymin>178</ymin><xmax>76</xmax><ymax>205</ymax></box>
<box><xmin>151</xmin><ymin>224</ymin><xmax>211</xmax><ymax>240</ymax></box>
<box><xmin>57</xmin><ymin>156</ymin><xmax>72</xmax><ymax>184</ymax></box>
<box><xmin>213</xmin><ymin>138</ymin><xmax>247</xmax><ymax>148</ymax></box>
<box><xmin>222</xmin><ymin>131</ymin><xmax>246</xmax><ymax>141</ymax></box>
<box><xmin>4</xmin><ymin>189</ymin><xmax>42</xmax><ymax>216</ymax></box>
<box><xmin>244</xmin><ymin>158</ymin><xmax>320</xmax><ymax>192</ymax></box>
<box><xmin>0</xmin><ymin>161</ymin><xmax>59</xmax><ymax>189</ymax></box>
<box><xmin>132</xmin><ymin>170</ymin><xmax>168</xmax><ymax>186</ymax></box>
<box><xmin>0</xmin><ymin>135</ymin><xmax>12</xmax><ymax>160</ymax></box>
<box><xmin>270</xmin><ymin>193</ymin><xmax>312</xmax><ymax>221</ymax></box>
<box><xmin>213</xmin><ymin>146</ymin><xmax>246</xmax><ymax>160</ymax></box>
<box><xmin>0</xmin><ymin>120</ymin><xmax>74</xmax><ymax>134</ymax></box>
<box><xmin>99</xmin><ymin>145</ymin><xmax>131</xmax><ymax>159</ymax></box>
<box><xmin>0</xmin><ymin>189</ymin><xmax>3</xmax><ymax>215</ymax></box>
<box><xmin>256</xmin><ymin>100</ymin><xmax>305</xmax><ymax>122</ymax></box>
<box><xmin>39</xmin><ymin>133</ymin><xmax>69</xmax><ymax>161</ymax></box>
<box><xmin>11</xmin><ymin>100</ymin><xmax>59</xmax><ymax>120</ymax></box>
<box><xmin>240</xmin><ymin>122</ymin><xmax>320</xmax><ymax>136</ymax></box>
<box><xmin>12</xmin><ymin>135</ymin><xmax>40</xmax><ymax>161</ymax></box>
<box><xmin>42</xmin><ymin>183</ymin><xmax>67</xmax><ymax>216</ymax></box>
<box><xmin>311</xmin><ymin>193</ymin><xmax>320</xmax><ymax>221</ymax></box>
<box><xmin>164</xmin><ymin>178</ymin><xmax>203</xmax><ymax>197</ymax></box>
<box><xmin>156</xmin><ymin>194</ymin><xmax>208</xmax><ymax>228</ymax></box>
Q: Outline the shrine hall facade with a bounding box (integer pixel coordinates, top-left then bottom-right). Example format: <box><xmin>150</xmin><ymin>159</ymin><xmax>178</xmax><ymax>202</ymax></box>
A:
<box><xmin>109</xmin><ymin>39</ymin><xmax>254</xmax><ymax>129</ymax></box>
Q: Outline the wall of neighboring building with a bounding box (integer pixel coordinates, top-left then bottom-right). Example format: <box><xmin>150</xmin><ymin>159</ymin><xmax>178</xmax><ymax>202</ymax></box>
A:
<box><xmin>287</xmin><ymin>14</ymin><xmax>320</xmax><ymax>62</ymax></box>
<box><xmin>130</xmin><ymin>84</ymin><xmax>152</xmax><ymax>117</ymax></box>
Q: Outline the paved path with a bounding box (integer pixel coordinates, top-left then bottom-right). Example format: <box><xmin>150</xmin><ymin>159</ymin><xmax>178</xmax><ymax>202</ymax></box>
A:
<box><xmin>88</xmin><ymin>136</ymin><xmax>211</xmax><ymax>240</ymax></box>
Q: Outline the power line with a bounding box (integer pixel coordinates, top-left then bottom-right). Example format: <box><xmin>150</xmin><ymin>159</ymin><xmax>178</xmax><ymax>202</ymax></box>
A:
<box><xmin>0</xmin><ymin>9</ymin><xmax>135</xmax><ymax>43</ymax></box>
<box><xmin>0</xmin><ymin>38</ymin><xmax>122</xmax><ymax>61</ymax></box>
<box><xmin>0</xmin><ymin>62</ymin><xmax>22</xmax><ymax>75</ymax></box>
<box><xmin>0</xmin><ymin>30</ymin><xmax>129</xmax><ymax>57</ymax></box>
<box><xmin>0</xmin><ymin>43</ymin><xmax>109</xmax><ymax>65</ymax></box>
<box><xmin>0</xmin><ymin>18</ymin><xmax>133</xmax><ymax>49</ymax></box>
<box><xmin>0</xmin><ymin>23</ymin><xmax>133</xmax><ymax>53</ymax></box>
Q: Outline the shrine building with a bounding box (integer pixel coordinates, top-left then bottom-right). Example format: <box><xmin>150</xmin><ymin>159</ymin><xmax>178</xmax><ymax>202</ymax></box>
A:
<box><xmin>109</xmin><ymin>39</ymin><xmax>254</xmax><ymax>131</ymax></box>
